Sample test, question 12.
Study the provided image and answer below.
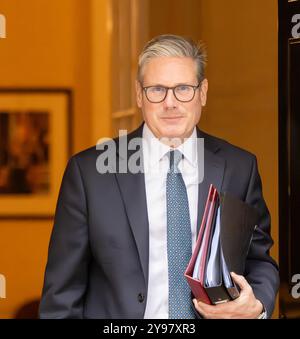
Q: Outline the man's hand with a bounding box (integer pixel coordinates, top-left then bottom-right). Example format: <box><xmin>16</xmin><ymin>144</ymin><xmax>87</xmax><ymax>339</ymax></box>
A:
<box><xmin>193</xmin><ymin>272</ymin><xmax>264</xmax><ymax>319</ymax></box>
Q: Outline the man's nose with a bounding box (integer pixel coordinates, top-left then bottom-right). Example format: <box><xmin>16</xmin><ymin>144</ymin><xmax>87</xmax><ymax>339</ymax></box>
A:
<box><xmin>164</xmin><ymin>88</ymin><xmax>178</xmax><ymax>109</ymax></box>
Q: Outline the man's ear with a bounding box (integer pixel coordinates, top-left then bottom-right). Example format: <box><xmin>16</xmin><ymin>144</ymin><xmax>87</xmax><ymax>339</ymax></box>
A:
<box><xmin>136</xmin><ymin>80</ymin><xmax>143</xmax><ymax>108</ymax></box>
<box><xmin>200</xmin><ymin>79</ymin><xmax>208</xmax><ymax>107</ymax></box>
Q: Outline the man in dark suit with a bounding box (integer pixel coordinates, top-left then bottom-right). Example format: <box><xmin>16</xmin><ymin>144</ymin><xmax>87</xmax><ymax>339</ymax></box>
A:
<box><xmin>39</xmin><ymin>35</ymin><xmax>279</xmax><ymax>319</ymax></box>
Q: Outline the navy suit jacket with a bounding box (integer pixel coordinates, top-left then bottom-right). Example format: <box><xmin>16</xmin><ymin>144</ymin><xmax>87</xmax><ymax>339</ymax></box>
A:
<box><xmin>39</xmin><ymin>124</ymin><xmax>279</xmax><ymax>318</ymax></box>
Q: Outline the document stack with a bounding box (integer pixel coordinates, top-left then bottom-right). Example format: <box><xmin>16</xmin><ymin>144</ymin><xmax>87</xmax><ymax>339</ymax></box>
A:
<box><xmin>185</xmin><ymin>184</ymin><xmax>259</xmax><ymax>305</ymax></box>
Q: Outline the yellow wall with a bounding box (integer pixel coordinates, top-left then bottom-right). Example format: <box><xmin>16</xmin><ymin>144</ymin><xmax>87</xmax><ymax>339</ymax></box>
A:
<box><xmin>0</xmin><ymin>0</ymin><xmax>93</xmax><ymax>152</ymax></box>
<box><xmin>0</xmin><ymin>0</ymin><xmax>92</xmax><ymax>318</ymax></box>
<box><xmin>149</xmin><ymin>0</ymin><xmax>203</xmax><ymax>39</ymax></box>
<box><xmin>0</xmin><ymin>220</ymin><xmax>52</xmax><ymax>318</ymax></box>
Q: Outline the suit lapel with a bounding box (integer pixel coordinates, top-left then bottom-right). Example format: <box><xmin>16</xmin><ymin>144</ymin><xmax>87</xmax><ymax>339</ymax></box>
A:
<box><xmin>115</xmin><ymin>171</ymin><xmax>149</xmax><ymax>284</ymax></box>
<box><xmin>114</xmin><ymin>125</ymin><xmax>149</xmax><ymax>285</ymax></box>
<box><xmin>196</xmin><ymin>129</ymin><xmax>225</xmax><ymax>233</ymax></box>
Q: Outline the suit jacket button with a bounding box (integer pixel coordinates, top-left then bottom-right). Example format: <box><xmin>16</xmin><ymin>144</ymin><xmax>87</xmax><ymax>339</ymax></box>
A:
<box><xmin>138</xmin><ymin>293</ymin><xmax>145</xmax><ymax>303</ymax></box>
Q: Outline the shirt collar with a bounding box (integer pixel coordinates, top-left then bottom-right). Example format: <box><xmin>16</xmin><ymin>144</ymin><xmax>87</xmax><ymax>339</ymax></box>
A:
<box><xmin>142</xmin><ymin>123</ymin><xmax>198</xmax><ymax>169</ymax></box>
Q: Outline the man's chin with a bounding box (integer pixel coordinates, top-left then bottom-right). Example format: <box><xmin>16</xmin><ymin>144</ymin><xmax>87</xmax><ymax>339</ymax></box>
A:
<box><xmin>159</xmin><ymin>127</ymin><xmax>188</xmax><ymax>139</ymax></box>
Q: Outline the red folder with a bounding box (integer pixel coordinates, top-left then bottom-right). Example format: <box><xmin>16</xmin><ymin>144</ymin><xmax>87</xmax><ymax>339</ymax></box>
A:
<box><xmin>184</xmin><ymin>185</ymin><xmax>218</xmax><ymax>305</ymax></box>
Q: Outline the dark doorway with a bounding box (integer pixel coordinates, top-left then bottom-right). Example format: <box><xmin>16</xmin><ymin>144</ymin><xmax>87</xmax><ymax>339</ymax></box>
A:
<box><xmin>279</xmin><ymin>0</ymin><xmax>300</xmax><ymax>319</ymax></box>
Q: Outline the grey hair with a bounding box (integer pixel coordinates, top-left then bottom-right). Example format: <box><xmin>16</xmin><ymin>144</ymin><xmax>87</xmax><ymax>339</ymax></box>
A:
<box><xmin>137</xmin><ymin>34</ymin><xmax>207</xmax><ymax>83</ymax></box>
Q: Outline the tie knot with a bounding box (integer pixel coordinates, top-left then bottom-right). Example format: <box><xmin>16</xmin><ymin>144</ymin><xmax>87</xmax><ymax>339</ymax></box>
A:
<box><xmin>168</xmin><ymin>150</ymin><xmax>183</xmax><ymax>172</ymax></box>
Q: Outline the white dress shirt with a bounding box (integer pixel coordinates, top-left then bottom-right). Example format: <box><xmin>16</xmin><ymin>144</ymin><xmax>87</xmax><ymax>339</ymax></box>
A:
<box><xmin>142</xmin><ymin>123</ymin><xmax>199</xmax><ymax>319</ymax></box>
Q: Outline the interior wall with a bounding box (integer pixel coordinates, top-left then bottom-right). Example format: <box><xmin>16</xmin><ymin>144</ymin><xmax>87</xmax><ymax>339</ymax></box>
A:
<box><xmin>0</xmin><ymin>0</ymin><xmax>91</xmax><ymax>318</ymax></box>
<box><xmin>149</xmin><ymin>0</ymin><xmax>202</xmax><ymax>40</ymax></box>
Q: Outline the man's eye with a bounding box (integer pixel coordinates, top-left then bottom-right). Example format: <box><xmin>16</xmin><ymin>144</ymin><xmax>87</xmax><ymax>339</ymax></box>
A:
<box><xmin>177</xmin><ymin>85</ymin><xmax>190</xmax><ymax>91</ymax></box>
<box><xmin>150</xmin><ymin>87</ymin><xmax>165</xmax><ymax>93</ymax></box>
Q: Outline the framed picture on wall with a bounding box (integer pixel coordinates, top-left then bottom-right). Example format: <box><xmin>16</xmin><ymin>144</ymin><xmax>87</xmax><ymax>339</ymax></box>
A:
<box><xmin>0</xmin><ymin>89</ymin><xmax>72</xmax><ymax>218</ymax></box>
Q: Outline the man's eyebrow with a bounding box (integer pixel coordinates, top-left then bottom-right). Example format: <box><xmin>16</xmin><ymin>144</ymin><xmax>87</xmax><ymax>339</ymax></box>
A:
<box><xmin>143</xmin><ymin>83</ymin><xmax>165</xmax><ymax>87</ymax></box>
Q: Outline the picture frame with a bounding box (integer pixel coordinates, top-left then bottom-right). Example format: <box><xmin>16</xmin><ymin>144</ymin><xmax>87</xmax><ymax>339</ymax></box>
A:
<box><xmin>0</xmin><ymin>88</ymin><xmax>72</xmax><ymax>218</ymax></box>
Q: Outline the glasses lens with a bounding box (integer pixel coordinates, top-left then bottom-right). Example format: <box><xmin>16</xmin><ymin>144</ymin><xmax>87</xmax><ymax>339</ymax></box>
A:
<box><xmin>174</xmin><ymin>85</ymin><xmax>194</xmax><ymax>102</ymax></box>
<box><xmin>146</xmin><ymin>86</ymin><xmax>167</xmax><ymax>103</ymax></box>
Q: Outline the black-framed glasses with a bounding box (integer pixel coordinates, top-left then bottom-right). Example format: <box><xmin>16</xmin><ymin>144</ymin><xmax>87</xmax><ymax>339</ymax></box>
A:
<box><xmin>142</xmin><ymin>84</ymin><xmax>200</xmax><ymax>103</ymax></box>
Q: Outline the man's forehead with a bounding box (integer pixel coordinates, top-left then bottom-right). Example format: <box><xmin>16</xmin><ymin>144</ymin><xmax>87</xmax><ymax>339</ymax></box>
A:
<box><xmin>142</xmin><ymin>56</ymin><xmax>197</xmax><ymax>84</ymax></box>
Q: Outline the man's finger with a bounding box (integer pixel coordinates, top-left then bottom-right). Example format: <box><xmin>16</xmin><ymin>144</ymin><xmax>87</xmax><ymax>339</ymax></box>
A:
<box><xmin>193</xmin><ymin>299</ymin><xmax>215</xmax><ymax>314</ymax></box>
<box><xmin>231</xmin><ymin>272</ymin><xmax>251</xmax><ymax>292</ymax></box>
<box><xmin>193</xmin><ymin>298</ymin><xmax>237</xmax><ymax>319</ymax></box>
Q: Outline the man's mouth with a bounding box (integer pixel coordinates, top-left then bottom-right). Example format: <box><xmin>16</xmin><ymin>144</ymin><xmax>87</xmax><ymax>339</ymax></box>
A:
<box><xmin>161</xmin><ymin>116</ymin><xmax>184</xmax><ymax>120</ymax></box>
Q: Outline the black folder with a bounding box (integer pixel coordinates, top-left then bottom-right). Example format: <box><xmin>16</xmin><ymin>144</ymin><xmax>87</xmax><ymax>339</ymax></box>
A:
<box><xmin>185</xmin><ymin>184</ymin><xmax>259</xmax><ymax>305</ymax></box>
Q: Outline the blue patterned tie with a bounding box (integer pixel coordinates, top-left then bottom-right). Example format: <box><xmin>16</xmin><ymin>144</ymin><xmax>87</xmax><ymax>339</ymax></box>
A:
<box><xmin>167</xmin><ymin>150</ymin><xmax>194</xmax><ymax>319</ymax></box>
